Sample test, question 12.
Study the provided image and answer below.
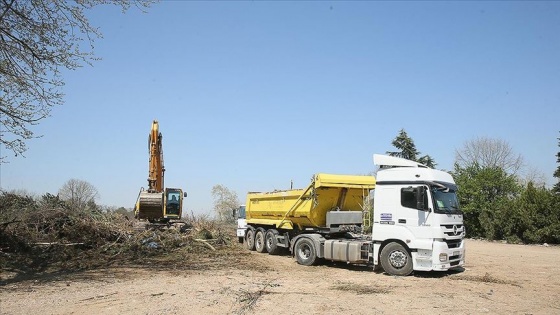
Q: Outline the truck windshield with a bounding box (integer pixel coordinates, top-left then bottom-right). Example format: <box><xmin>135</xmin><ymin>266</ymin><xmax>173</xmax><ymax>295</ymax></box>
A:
<box><xmin>431</xmin><ymin>185</ymin><xmax>462</xmax><ymax>215</ymax></box>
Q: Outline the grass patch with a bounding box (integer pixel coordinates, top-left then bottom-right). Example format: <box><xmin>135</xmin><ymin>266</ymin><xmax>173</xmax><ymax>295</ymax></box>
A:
<box><xmin>331</xmin><ymin>282</ymin><xmax>391</xmax><ymax>295</ymax></box>
<box><xmin>451</xmin><ymin>272</ymin><xmax>521</xmax><ymax>287</ymax></box>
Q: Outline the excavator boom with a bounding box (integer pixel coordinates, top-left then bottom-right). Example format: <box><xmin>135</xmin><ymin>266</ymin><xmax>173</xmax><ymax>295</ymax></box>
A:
<box><xmin>147</xmin><ymin>120</ymin><xmax>164</xmax><ymax>192</ymax></box>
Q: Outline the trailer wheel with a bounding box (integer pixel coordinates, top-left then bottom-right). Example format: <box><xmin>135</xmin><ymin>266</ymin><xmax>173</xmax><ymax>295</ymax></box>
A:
<box><xmin>380</xmin><ymin>242</ymin><xmax>413</xmax><ymax>276</ymax></box>
<box><xmin>295</xmin><ymin>238</ymin><xmax>317</xmax><ymax>266</ymax></box>
<box><xmin>255</xmin><ymin>229</ymin><xmax>267</xmax><ymax>253</ymax></box>
<box><xmin>265</xmin><ymin>229</ymin><xmax>280</xmax><ymax>255</ymax></box>
<box><xmin>245</xmin><ymin>228</ymin><xmax>256</xmax><ymax>251</ymax></box>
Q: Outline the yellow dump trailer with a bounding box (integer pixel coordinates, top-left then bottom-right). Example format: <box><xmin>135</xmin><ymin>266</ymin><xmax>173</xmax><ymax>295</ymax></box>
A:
<box><xmin>242</xmin><ymin>173</ymin><xmax>375</xmax><ymax>257</ymax></box>
<box><xmin>246</xmin><ymin>173</ymin><xmax>375</xmax><ymax>230</ymax></box>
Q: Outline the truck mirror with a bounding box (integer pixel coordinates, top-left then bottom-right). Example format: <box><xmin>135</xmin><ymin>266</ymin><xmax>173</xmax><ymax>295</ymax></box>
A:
<box><xmin>232</xmin><ymin>209</ymin><xmax>237</xmax><ymax>219</ymax></box>
<box><xmin>416</xmin><ymin>186</ymin><xmax>425</xmax><ymax>210</ymax></box>
<box><xmin>183</xmin><ymin>192</ymin><xmax>188</xmax><ymax>198</ymax></box>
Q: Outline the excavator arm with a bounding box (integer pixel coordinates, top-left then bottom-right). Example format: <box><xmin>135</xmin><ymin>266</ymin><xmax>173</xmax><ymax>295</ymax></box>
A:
<box><xmin>147</xmin><ymin>120</ymin><xmax>165</xmax><ymax>193</ymax></box>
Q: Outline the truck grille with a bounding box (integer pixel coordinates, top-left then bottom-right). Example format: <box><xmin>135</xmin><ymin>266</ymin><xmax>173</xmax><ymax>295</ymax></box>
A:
<box><xmin>441</xmin><ymin>224</ymin><xmax>464</xmax><ymax>237</ymax></box>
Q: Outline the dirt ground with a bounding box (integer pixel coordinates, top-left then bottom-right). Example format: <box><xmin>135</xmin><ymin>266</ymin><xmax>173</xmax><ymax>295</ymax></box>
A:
<box><xmin>1</xmin><ymin>239</ymin><xmax>559</xmax><ymax>315</ymax></box>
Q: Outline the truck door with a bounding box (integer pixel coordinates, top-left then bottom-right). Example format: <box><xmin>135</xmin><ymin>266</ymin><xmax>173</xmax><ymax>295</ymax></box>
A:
<box><xmin>397</xmin><ymin>186</ymin><xmax>431</xmax><ymax>237</ymax></box>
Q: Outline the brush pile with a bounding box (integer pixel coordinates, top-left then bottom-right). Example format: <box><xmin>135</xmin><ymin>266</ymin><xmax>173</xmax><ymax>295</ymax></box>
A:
<box><xmin>0</xmin><ymin>192</ymin><xmax>239</xmax><ymax>273</ymax></box>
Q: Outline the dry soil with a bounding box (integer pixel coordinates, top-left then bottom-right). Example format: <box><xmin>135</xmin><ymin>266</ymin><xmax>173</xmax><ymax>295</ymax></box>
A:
<box><xmin>1</xmin><ymin>239</ymin><xmax>559</xmax><ymax>314</ymax></box>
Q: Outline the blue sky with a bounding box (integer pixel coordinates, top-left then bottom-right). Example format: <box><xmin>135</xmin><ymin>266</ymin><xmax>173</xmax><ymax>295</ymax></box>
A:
<box><xmin>1</xmin><ymin>1</ymin><xmax>559</xmax><ymax>215</ymax></box>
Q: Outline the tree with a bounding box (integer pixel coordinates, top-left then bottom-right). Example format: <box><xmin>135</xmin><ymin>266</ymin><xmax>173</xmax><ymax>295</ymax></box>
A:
<box><xmin>452</xmin><ymin>164</ymin><xmax>520</xmax><ymax>239</ymax></box>
<box><xmin>211</xmin><ymin>184</ymin><xmax>239</xmax><ymax>222</ymax></box>
<box><xmin>0</xmin><ymin>0</ymin><xmax>153</xmax><ymax>161</ymax></box>
<box><xmin>510</xmin><ymin>182</ymin><xmax>560</xmax><ymax>244</ymax></box>
<box><xmin>519</xmin><ymin>165</ymin><xmax>547</xmax><ymax>187</ymax></box>
<box><xmin>386</xmin><ymin>129</ymin><xmax>437</xmax><ymax>168</ymax></box>
<box><xmin>58</xmin><ymin>178</ymin><xmax>99</xmax><ymax>211</ymax></box>
<box><xmin>553</xmin><ymin>132</ymin><xmax>560</xmax><ymax>194</ymax></box>
<box><xmin>37</xmin><ymin>192</ymin><xmax>66</xmax><ymax>209</ymax></box>
<box><xmin>455</xmin><ymin>137</ymin><xmax>524</xmax><ymax>175</ymax></box>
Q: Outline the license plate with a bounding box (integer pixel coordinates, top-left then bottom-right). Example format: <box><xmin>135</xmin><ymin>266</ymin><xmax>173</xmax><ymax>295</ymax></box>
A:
<box><xmin>453</xmin><ymin>251</ymin><xmax>460</xmax><ymax>256</ymax></box>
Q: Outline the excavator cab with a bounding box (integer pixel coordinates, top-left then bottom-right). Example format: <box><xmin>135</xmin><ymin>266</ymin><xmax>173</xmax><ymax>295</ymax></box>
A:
<box><xmin>164</xmin><ymin>188</ymin><xmax>186</xmax><ymax>218</ymax></box>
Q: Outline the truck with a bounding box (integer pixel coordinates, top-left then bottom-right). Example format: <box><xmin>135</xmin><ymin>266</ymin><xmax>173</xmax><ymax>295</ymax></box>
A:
<box><xmin>134</xmin><ymin>120</ymin><xmax>187</xmax><ymax>224</ymax></box>
<box><xmin>233</xmin><ymin>205</ymin><xmax>247</xmax><ymax>243</ymax></box>
<box><xmin>237</xmin><ymin>154</ymin><xmax>465</xmax><ymax>276</ymax></box>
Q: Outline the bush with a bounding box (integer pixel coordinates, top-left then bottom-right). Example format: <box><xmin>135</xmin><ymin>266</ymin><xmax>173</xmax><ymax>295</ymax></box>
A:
<box><xmin>453</xmin><ymin>165</ymin><xmax>560</xmax><ymax>244</ymax></box>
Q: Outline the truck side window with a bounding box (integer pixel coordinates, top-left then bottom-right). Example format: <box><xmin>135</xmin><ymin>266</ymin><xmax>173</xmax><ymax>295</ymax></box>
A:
<box><xmin>400</xmin><ymin>187</ymin><xmax>428</xmax><ymax>210</ymax></box>
<box><xmin>401</xmin><ymin>188</ymin><xmax>416</xmax><ymax>209</ymax></box>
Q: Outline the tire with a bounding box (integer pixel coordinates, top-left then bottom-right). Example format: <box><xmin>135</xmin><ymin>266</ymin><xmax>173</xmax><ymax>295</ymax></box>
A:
<box><xmin>255</xmin><ymin>229</ymin><xmax>267</xmax><ymax>253</ymax></box>
<box><xmin>265</xmin><ymin>229</ymin><xmax>281</xmax><ymax>255</ymax></box>
<box><xmin>380</xmin><ymin>242</ymin><xmax>413</xmax><ymax>276</ymax></box>
<box><xmin>245</xmin><ymin>228</ymin><xmax>256</xmax><ymax>251</ymax></box>
<box><xmin>294</xmin><ymin>238</ymin><xmax>317</xmax><ymax>266</ymax></box>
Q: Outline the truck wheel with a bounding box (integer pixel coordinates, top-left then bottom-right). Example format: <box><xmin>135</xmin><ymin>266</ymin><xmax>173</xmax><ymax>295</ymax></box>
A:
<box><xmin>265</xmin><ymin>229</ymin><xmax>280</xmax><ymax>255</ymax></box>
<box><xmin>255</xmin><ymin>229</ymin><xmax>267</xmax><ymax>253</ymax></box>
<box><xmin>245</xmin><ymin>228</ymin><xmax>256</xmax><ymax>251</ymax></box>
<box><xmin>295</xmin><ymin>238</ymin><xmax>317</xmax><ymax>266</ymax></box>
<box><xmin>380</xmin><ymin>242</ymin><xmax>413</xmax><ymax>276</ymax></box>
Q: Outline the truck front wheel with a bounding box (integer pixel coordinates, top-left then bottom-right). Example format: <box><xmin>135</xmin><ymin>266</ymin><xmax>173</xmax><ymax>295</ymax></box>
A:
<box><xmin>255</xmin><ymin>229</ymin><xmax>267</xmax><ymax>253</ymax></box>
<box><xmin>380</xmin><ymin>242</ymin><xmax>413</xmax><ymax>276</ymax></box>
<box><xmin>245</xmin><ymin>228</ymin><xmax>256</xmax><ymax>251</ymax></box>
<box><xmin>295</xmin><ymin>238</ymin><xmax>317</xmax><ymax>266</ymax></box>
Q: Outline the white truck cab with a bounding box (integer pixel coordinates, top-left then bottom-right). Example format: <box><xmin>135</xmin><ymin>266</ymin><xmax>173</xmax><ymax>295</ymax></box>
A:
<box><xmin>371</xmin><ymin>154</ymin><xmax>465</xmax><ymax>273</ymax></box>
<box><xmin>234</xmin><ymin>205</ymin><xmax>247</xmax><ymax>243</ymax></box>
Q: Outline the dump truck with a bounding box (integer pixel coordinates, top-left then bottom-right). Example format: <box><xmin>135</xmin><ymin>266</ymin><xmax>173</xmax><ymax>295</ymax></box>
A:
<box><xmin>238</xmin><ymin>154</ymin><xmax>465</xmax><ymax>276</ymax></box>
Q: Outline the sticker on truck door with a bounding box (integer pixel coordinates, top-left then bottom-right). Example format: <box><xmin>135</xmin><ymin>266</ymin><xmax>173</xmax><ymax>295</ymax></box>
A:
<box><xmin>380</xmin><ymin>213</ymin><xmax>392</xmax><ymax>221</ymax></box>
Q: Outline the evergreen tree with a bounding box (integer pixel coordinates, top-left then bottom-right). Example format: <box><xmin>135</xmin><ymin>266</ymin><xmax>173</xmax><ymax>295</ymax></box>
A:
<box><xmin>510</xmin><ymin>182</ymin><xmax>560</xmax><ymax>244</ymax></box>
<box><xmin>452</xmin><ymin>163</ymin><xmax>519</xmax><ymax>239</ymax></box>
<box><xmin>386</xmin><ymin>129</ymin><xmax>437</xmax><ymax>168</ymax></box>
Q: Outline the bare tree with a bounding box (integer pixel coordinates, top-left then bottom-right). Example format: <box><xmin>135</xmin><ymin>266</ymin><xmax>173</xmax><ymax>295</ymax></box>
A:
<box><xmin>519</xmin><ymin>165</ymin><xmax>547</xmax><ymax>187</ymax></box>
<box><xmin>0</xmin><ymin>0</ymin><xmax>153</xmax><ymax>161</ymax></box>
<box><xmin>211</xmin><ymin>184</ymin><xmax>239</xmax><ymax>222</ymax></box>
<box><xmin>58</xmin><ymin>178</ymin><xmax>99</xmax><ymax>211</ymax></box>
<box><xmin>455</xmin><ymin>137</ymin><xmax>524</xmax><ymax>174</ymax></box>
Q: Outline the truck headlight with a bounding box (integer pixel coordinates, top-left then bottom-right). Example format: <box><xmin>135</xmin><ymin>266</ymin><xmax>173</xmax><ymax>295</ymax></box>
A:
<box><xmin>439</xmin><ymin>253</ymin><xmax>448</xmax><ymax>262</ymax></box>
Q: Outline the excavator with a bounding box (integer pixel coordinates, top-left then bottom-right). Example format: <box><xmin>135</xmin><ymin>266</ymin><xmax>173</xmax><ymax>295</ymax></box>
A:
<box><xmin>134</xmin><ymin>120</ymin><xmax>186</xmax><ymax>224</ymax></box>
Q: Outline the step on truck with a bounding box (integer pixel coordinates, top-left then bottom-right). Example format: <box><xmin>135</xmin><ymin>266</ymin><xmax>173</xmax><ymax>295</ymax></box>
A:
<box><xmin>237</xmin><ymin>154</ymin><xmax>465</xmax><ymax>276</ymax></box>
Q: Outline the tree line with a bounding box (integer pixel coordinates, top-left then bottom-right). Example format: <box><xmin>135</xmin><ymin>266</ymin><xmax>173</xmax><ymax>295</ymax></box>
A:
<box><xmin>0</xmin><ymin>178</ymin><xmax>133</xmax><ymax>219</ymax></box>
<box><xmin>2</xmin><ymin>130</ymin><xmax>558</xmax><ymax>245</ymax></box>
